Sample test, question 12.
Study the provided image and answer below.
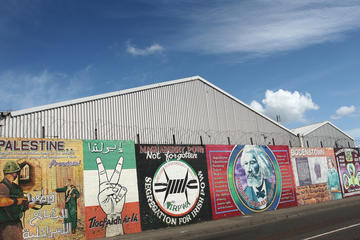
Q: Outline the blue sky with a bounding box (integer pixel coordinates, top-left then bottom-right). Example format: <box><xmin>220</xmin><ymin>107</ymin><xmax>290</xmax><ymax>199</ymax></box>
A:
<box><xmin>0</xmin><ymin>0</ymin><xmax>359</xmax><ymax>143</ymax></box>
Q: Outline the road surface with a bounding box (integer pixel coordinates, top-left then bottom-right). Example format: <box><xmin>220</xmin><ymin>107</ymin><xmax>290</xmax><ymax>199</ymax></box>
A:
<box><xmin>107</xmin><ymin>196</ymin><xmax>360</xmax><ymax>240</ymax></box>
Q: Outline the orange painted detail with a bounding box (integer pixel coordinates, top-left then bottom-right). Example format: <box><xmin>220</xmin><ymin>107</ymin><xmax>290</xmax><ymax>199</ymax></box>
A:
<box><xmin>122</xmin><ymin>202</ymin><xmax>142</xmax><ymax>234</ymax></box>
<box><xmin>85</xmin><ymin>202</ymin><xmax>141</xmax><ymax>239</ymax></box>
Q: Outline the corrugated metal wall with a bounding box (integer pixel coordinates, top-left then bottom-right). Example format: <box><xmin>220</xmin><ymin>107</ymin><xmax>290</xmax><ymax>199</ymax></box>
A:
<box><xmin>302</xmin><ymin>123</ymin><xmax>354</xmax><ymax>148</ymax></box>
<box><xmin>0</xmin><ymin>80</ymin><xmax>300</xmax><ymax>146</ymax></box>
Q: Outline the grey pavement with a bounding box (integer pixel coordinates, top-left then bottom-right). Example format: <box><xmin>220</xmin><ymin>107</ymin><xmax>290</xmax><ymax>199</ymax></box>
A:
<box><xmin>106</xmin><ymin>196</ymin><xmax>360</xmax><ymax>240</ymax></box>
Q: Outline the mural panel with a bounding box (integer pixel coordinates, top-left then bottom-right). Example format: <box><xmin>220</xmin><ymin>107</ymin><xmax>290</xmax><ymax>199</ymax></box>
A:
<box><xmin>290</xmin><ymin>148</ymin><xmax>342</xmax><ymax>205</ymax></box>
<box><xmin>0</xmin><ymin>138</ymin><xmax>85</xmax><ymax>240</ymax></box>
<box><xmin>135</xmin><ymin>145</ymin><xmax>212</xmax><ymax>230</ymax></box>
<box><xmin>206</xmin><ymin>145</ymin><xmax>239</xmax><ymax>220</ymax></box>
<box><xmin>334</xmin><ymin>148</ymin><xmax>360</xmax><ymax>198</ymax></box>
<box><xmin>206</xmin><ymin>145</ymin><xmax>297</xmax><ymax>219</ymax></box>
<box><xmin>83</xmin><ymin>140</ymin><xmax>141</xmax><ymax>239</ymax></box>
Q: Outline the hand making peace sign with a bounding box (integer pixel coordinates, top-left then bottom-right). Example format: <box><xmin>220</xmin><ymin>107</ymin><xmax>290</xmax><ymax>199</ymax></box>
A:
<box><xmin>96</xmin><ymin>156</ymin><xmax>127</xmax><ymax>215</ymax></box>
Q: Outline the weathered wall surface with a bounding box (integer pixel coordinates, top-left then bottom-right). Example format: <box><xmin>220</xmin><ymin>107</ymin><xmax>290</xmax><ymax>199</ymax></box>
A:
<box><xmin>290</xmin><ymin>147</ymin><xmax>342</xmax><ymax>206</ymax></box>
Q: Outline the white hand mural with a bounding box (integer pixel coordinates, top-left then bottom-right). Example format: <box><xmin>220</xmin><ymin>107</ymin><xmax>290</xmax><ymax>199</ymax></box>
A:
<box><xmin>96</xmin><ymin>156</ymin><xmax>127</xmax><ymax>236</ymax></box>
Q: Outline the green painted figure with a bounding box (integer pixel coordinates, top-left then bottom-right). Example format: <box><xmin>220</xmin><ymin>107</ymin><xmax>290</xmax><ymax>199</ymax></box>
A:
<box><xmin>0</xmin><ymin>161</ymin><xmax>29</xmax><ymax>240</ymax></box>
<box><xmin>327</xmin><ymin>157</ymin><xmax>342</xmax><ymax>200</ymax></box>
<box><xmin>56</xmin><ymin>179</ymin><xmax>80</xmax><ymax>234</ymax></box>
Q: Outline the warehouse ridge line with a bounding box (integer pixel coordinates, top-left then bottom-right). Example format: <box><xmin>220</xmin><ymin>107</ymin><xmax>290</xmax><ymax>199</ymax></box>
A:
<box><xmin>6</xmin><ymin>76</ymin><xmax>296</xmax><ymax>136</ymax></box>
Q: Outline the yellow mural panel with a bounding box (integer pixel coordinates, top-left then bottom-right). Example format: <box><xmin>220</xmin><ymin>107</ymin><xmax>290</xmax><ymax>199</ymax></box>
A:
<box><xmin>0</xmin><ymin>138</ymin><xmax>85</xmax><ymax>240</ymax></box>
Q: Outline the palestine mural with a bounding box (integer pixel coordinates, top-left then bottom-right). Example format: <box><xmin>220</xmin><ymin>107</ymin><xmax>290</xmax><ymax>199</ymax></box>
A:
<box><xmin>206</xmin><ymin>145</ymin><xmax>297</xmax><ymax>219</ymax></box>
<box><xmin>290</xmin><ymin>148</ymin><xmax>342</xmax><ymax>205</ymax></box>
<box><xmin>83</xmin><ymin>140</ymin><xmax>141</xmax><ymax>239</ymax></box>
<box><xmin>334</xmin><ymin>148</ymin><xmax>360</xmax><ymax>198</ymax></box>
<box><xmin>136</xmin><ymin>145</ymin><xmax>212</xmax><ymax>230</ymax></box>
<box><xmin>0</xmin><ymin>138</ymin><xmax>85</xmax><ymax>240</ymax></box>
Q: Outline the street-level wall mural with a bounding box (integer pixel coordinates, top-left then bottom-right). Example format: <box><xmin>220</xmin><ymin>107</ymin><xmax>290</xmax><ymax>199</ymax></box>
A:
<box><xmin>0</xmin><ymin>138</ymin><xmax>85</xmax><ymax>240</ymax></box>
<box><xmin>1</xmin><ymin>136</ymin><xmax>357</xmax><ymax>239</ymax></box>
<box><xmin>135</xmin><ymin>144</ymin><xmax>212</xmax><ymax>230</ymax></box>
<box><xmin>206</xmin><ymin>145</ymin><xmax>297</xmax><ymax>219</ymax></box>
<box><xmin>290</xmin><ymin>148</ymin><xmax>342</xmax><ymax>205</ymax></box>
<box><xmin>334</xmin><ymin>148</ymin><xmax>360</xmax><ymax>198</ymax></box>
<box><xmin>83</xmin><ymin>140</ymin><xmax>141</xmax><ymax>239</ymax></box>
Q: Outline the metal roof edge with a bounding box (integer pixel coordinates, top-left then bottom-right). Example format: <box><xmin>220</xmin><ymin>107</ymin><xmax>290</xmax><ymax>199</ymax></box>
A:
<box><xmin>9</xmin><ymin>75</ymin><xmax>298</xmax><ymax>137</ymax></box>
<box><xmin>300</xmin><ymin>121</ymin><xmax>354</xmax><ymax>141</ymax></box>
<box><xmin>325</xmin><ymin>121</ymin><xmax>355</xmax><ymax>141</ymax></box>
<box><xmin>293</xmin><ymin>121</ymin><xmax>327</xmax><ymax>136</ymax></box>
<box><xmin>10</xmin><ymin>76</ymin><xmax>201</xmax><ymax>117</ymax></box>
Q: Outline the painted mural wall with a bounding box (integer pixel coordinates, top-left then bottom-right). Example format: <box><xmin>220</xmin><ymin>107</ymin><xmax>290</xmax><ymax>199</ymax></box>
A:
<box><xmin>135</xmin><ymin>144</ymin><xmax>212</xmax><ymax>230</ymax></box>
<box><xmin>334</xmin><ymin>148</ymin><xmax>360</xmax><ymax>198</ymax></box>
<box><xmin>83</xmin><ymin>140</ymin><xmax>141</xmax><ymax>239</ymax></box>
<box><xmin>0</xmin><ymin>136</ymin><xmax>356</xmax><ymax>239</ymax></box>
<box><xmin>206</xmin><ymin>145</ymin><xmax>297</xmax><ymax>219</ymax></box>
<box><xmin>0</xmin><ymin>138</ymin><xmax>85</xmax><ymax>240</ymax></box>
<box><xmin>290</xmin><ymin>148</ymin><xmax>342</xmax><ymax>206</ymax></box>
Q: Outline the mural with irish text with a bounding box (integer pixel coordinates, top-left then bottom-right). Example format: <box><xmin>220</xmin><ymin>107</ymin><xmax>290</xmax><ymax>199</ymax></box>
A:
<box><xmin>83</xmin><ymin>140</ymin><xmax>141</xmax><ymax>239</ymax></box>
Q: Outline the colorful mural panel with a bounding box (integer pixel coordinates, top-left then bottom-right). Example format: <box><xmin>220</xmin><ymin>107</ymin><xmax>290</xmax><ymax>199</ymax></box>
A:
<box><xmin>290</xmin><ymin>148</ymin><xmax>342</xmax><ymax>205</ymax></box>
<box><xmin>206</xmin><ymin>145</ymin><xmax>239</xmax><ymax>220</ymax></box>
<box><xmin>0</xmin><ymin>138</ymin><xmax>85</xmax><ymax>240</ymax></box>
<box><xmin>206</xmin><ymin>145</ymin><xmax>297</xmax><ymax>219</ymax></box>
<box><xmin>334</xmin><ymin>148</ymin><xmax>360</xmax><ymax>198</ymax></box>
<box><xmin>83</xmin><ymin>140</ymin><xmax>141</xmax><ymax>239</ymax></box>
<box><xmin>135</xmin><ymin>145</ymin><xmax>212</xmax><ymax>230</ymax></box>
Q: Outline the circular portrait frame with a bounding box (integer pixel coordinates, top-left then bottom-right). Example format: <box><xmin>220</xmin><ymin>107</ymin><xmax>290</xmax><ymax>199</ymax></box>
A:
<box><xmin>227</xmin><ymin>145</ymin><xmax>282</xmax><ymax>214</ymax></box>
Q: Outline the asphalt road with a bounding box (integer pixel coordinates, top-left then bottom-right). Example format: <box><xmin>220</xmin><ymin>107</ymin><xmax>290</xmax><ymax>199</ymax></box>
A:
<box><xmin>108</xmin><ymin>196</ymin><xmax>360</xmax><ymax>240</ymax></box>
<box><xmin>195</xmin><ymin>201</ymin><xmax>360</xmax><ymax>240</ymax></box>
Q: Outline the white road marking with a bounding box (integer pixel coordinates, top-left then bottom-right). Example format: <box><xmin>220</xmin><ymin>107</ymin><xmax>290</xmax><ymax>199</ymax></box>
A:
<box><xmin>303</xmin><ymin>222</ymin><xmax>360</xmax><ymax>240</ymax></box>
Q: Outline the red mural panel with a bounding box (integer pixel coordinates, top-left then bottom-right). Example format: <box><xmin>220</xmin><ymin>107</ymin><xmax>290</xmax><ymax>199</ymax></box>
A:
<box><xmin>206</xmin><ymin>145</ymin><xmax>240</xmax><ymax>220</ymax></box>
<box><xmin>206</xmin><ymin>145</ymin><xmax>297</xmax><ymax>220</ymax></box>
<box><xmin>269</xmin><ymin>145</ymin><xmax>298</xmax><ymax>209</ymax></box>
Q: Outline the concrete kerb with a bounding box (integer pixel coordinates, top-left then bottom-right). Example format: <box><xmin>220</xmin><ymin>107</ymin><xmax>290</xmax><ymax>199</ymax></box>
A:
<box><xmin>108</xmin><ymin>196</ymin><xmax>360</xmax><ymax>240</ymax></box>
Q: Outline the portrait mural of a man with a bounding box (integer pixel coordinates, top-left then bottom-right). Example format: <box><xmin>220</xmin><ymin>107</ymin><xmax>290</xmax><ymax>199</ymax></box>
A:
<box><xmin>228</xmin><ymin>145</ymin><xmax>281</xmax><ymax>214</ymax></box>
<box><xmin>238</xmin><ymin>146</ymin><xmax>275</xmax><ymax>209</ymax></box>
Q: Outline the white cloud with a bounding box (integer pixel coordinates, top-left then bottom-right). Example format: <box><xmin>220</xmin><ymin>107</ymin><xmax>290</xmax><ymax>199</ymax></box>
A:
<box><xmin>331</xmin><ymin>105</ymin><xmax>356</xmax><ymax>119</ymax></box>
<box><xmin>250</xmin><ymin>100</ymin><xmax>265</xmax><ymax>114</ymax></box>
<box><xmin>126</xmin><ymin>42</ymin><xmax>164</xmax><ymax>56</ymax></box>
<box><xmin>0</xmin><ymin>66</ymin><xmax>94</xmax><ymax>111</ymax></box>
<box><xmin>174</xmin><ymin>1</ymin><xmax>360</xmax><ymax>55</ymax></box>
<box><xmin>250</xmin><ymin>89</ymin><xmax>319</xmax><ymax>123</ymax></box>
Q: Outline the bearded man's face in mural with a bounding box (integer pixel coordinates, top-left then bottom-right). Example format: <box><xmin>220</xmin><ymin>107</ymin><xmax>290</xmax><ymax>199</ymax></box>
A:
<box><xmin>241</xmin><ymin>151</ymin><xmax>263</xmax><ymax>187</ymax></box>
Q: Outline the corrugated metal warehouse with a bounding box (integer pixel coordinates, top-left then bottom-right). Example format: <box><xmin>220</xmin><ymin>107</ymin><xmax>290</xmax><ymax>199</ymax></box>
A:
<box><xmin>0</xmin><ymin>76</ymin><xmax>301</xmax><ymax>146</ymax></box>
<box><xmin>292</xmin><ymin>121</ymin><xmax>355</xmax><ymax>148</ymax></box>
<box><xmin>0</xmin><ymin>76</ymin><xmax>353</xmax><ymax>147</ymax></box>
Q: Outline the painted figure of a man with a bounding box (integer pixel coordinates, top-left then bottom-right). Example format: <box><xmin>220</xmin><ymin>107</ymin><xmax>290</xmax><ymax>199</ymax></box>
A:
<box><xmin>0</xmin><ymin>161</ymin><xmax>29</xmax><ymax>240</ymax></box>
<box><xmin>240</xmin><ymin>145</ymin><xmax>274</xmax><ymax>209</ymax></box>
<box><xmin>56</xmin><ymin>179</ymin><xmax>80</xmax><ymax>233</ymax></box>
